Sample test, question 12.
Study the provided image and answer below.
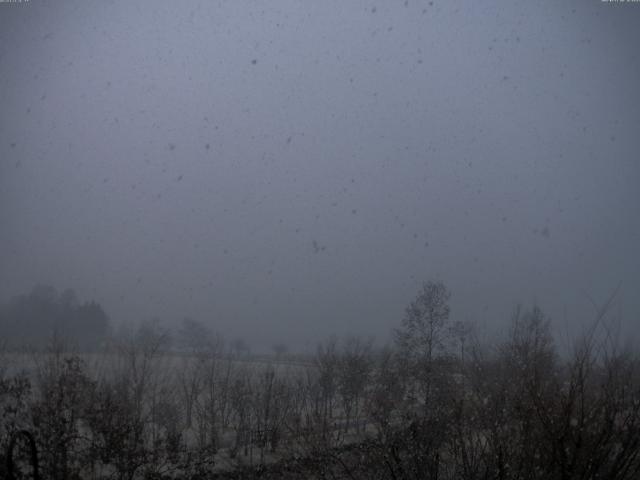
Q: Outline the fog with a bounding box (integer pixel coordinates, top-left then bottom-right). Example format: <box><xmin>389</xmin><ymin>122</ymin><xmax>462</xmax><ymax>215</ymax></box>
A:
<box><xmin>1</xmin><ymin>0</ymin><xmax>639</xmax><ymax>352</ymax></box>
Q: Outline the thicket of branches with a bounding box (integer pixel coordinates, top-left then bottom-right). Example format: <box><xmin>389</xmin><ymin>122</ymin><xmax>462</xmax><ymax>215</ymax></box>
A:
<box><xmin>1</xmin><ymin>281</ymin><xmax>639</xmax><ymax>480</ymax></box>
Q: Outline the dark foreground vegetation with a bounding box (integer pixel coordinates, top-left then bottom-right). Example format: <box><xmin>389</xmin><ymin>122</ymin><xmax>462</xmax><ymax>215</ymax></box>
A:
<box><xmin>2</xmin><ymin>282</ymin><xmax>639</xmax><ymax>480</ymax></box>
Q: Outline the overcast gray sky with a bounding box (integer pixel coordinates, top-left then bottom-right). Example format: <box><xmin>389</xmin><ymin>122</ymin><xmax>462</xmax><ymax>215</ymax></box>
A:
<box><xmin>1</xmin><ymin>0</ymin><xmax>639</xmax><ymax>352</ymax></box>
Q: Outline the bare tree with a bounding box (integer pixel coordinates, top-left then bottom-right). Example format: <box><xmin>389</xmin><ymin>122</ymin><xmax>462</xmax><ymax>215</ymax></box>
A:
<box><xmin>30</xmin><ymin>338</ymin><xmax>94</xmax><ymax>480</ymax></box>
<box><xmin>177</xmin><ymin>317</ymin><xmax>215</xmax><ymax>352</ymax></box>
<box><xmin>337</xmin><ymin>336</ymin><xmax>373</xmax><ymax>435</ymax></box>
<box><xmin>314</xmin><ymin>337</ymin><xmax>340</xmax><ymax>443</ymax></box>
<box><xmin>449</xmin><ymin>320</ymin><xmax>474</xmax><ymax>368</ymax></box>
<box><xmin>395</xmin><ymin>280</ymin><xmax>451</xmax><ymax>406</ymax></box>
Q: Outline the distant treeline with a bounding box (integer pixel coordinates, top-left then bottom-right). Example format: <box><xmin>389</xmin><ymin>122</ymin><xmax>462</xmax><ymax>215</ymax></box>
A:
<box><xmin>0</xmin><ymin>285</ymin><xmax>110</xmax><ymax>350</ymax></box>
